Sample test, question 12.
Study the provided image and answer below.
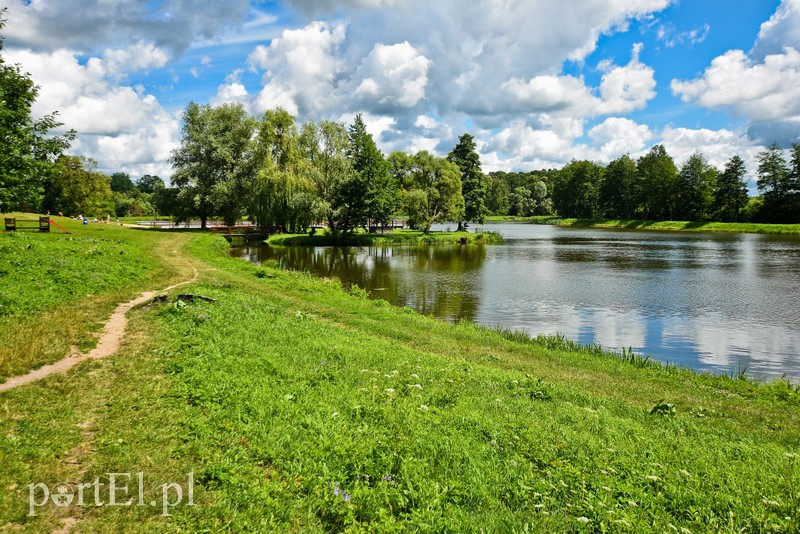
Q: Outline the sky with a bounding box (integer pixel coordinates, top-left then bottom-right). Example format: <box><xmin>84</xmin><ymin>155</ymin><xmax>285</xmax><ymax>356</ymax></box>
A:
<box><xmin>3</xmin><ymin>0</ymin><xmax>800</xmax><ymax>185</ymax></box>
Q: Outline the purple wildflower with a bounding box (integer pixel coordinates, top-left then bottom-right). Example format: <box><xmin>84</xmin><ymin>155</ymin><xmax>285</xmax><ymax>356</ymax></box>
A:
<box><xmin>344</xmin><ymin>493</ymin><xmax>351</xmax><ymax>502</ymax></box>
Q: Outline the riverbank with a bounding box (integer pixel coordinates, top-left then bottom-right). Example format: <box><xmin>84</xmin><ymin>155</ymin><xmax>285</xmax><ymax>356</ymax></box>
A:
<box><xmin>1</xmin><ymin>221</ymin><xmax>799</xmax><ymax>531</ymax></box>
<box><xmin>485</xmin><ymin>215</ymin><xmax>800</xmax><ymax>235</ymax></box>
<box><xmin>267</xmin><ymin>229</ymin><xmax>503</xmax><ymax>246</ymax></box>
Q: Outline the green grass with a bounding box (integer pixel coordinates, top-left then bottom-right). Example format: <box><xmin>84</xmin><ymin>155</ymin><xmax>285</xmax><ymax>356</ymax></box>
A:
<box><xmin>485</xmin><ymin>215</ymin><xmax>800</xmax><ymax>235</ymax></box>
<box><xmin>0</xmin><ymin>229</ymin><xmax>799</xmax><ymax>531</ymax></box>
<box><xmin>0</xmin><ymin>214</ymin><xmax>190</xmax><ymax>380</ymax></box>
<box><xmin>267</xmin><ymin>229</ymin><xmax>503</xmax><ymax>246</ymax></box>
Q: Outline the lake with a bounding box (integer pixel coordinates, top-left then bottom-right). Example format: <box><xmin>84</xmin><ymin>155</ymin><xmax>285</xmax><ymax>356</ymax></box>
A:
<box><xmin>231</xmin><ymin>223</ymin><xmax>800</xmax><ymax>381</ymax></box>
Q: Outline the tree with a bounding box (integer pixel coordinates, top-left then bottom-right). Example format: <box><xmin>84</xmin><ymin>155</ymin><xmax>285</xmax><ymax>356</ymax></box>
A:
<box><xmin>551</xmin><ymin>160</ymin><xmax>603</xmax><ymax>218</ymax></box>
<box><xmin>0</xmin><ymin>9</ymin><xmax>75</xmax><ymax>212</ymax></box>
<box><xmin>170</xmin><ymin>102</ymin><xmax>257</xmax><ymax>227</ymax></box>
<box><xmin>637</xmin><ymin>145</ymin><xmax>678</xmax><ymax>220</ymax></box>
<box><xmin>712</xmin><ymin>155</ymin><xmax>749</xmax><ymax>222</ymax></box>
<box><xmin>447</xmin><ymin>133</ymin><xmax>487</xmax><ymax>230</ymax></box>
<box><xmin>299</xmin><ymin>120</ymin><xmax>354</xmax><ymax>236</ymax></box>
<box><xmin>135</xmin><ymin>174</ymin><xmax>164</xmax><ymax>194</ymax></box>
<box><xmin>44</xmin><ymin>156</ymin><xmax>112</xmax><ymax>216</ymax></box>
<box><xmin>110</xmin><ymin>172</ymin><xmax>135</xmax><ymax>193</ymax></box>
<box><xmin>600</xmin><ymin>155</ymin><xmax>637</xmax><ymax>218</ymax></box>
<box><xmin>345</xmin><ymin>114</ymin><xmax>397</xmax><ymax>230</ymax></box>
<box><xmin>675</xmin><ymin>153</ymin><xmax>717</xmax><ymax>221</ymax></box>
<box><xmin>252</xmin><ymin>108</ymin><xmax>310</xmax><ymax>231</ymax></box>
<box><xmin>756</xmin><ymin>143</ymin><xmax>797</xmax><ymax>222</ymax></box>
<box><xmin>485</xmin><ymin>173</ymin><xmax>510</xmax><ymax>215</ymax></box>
<box><xmin>400</xmin><ymin>151</ymin><xmax>464</xmax><ymax>233</ymax></box>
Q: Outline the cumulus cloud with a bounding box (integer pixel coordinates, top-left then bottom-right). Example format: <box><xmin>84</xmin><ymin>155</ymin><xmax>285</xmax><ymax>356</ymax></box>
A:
<box><xmin>671</xmin><ymin>0</ymin><xmax>800</xmax><ymax>146</ymax></box>
<box><xmin>501</xmin><ymin>44</ymin><xmax>656</xmax><ymax>118</ymax></box>
<box><xmin>751</xmin><ymin>0</ymin><xmax>800</xmax><ymax>59</ymax></box>
<box><xmin>588</xmin><ymin>118</ymin><xmax>653</xmax><ymax>160</ymax></box>
<box><xmin>247</xmin><ymin>21</ymin><xmax>345</xmax><ymax>115</ymax></box>
<box><xmin>352</xmin><ymin>42</ymin><xmax>431</xmax><ymax>110</ymax></box>
<box><xmin>671</xmin><ymin>48</ymin><xmax>800</xmax><ymax>144</ymax></box>
<box><xmin>3</xmin><ymin>48</ymin><xmax>179</xmax><ymax>179</ymax></box>
<box><xmin>3</xmin><ymin>0</ymin><xmax>251</xmax><ymax>56</ymax></box>
<box><xmin>101</xmin><ymin>42</ymin><xmax>170</xmax><ymax>79</ymax></box>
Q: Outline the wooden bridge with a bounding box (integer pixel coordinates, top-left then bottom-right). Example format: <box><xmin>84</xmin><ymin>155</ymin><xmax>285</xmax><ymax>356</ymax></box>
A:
<box><xmin>209</xmin><ymin>225</ymin><xmax>283</xmax><ymax>243</ymax></box>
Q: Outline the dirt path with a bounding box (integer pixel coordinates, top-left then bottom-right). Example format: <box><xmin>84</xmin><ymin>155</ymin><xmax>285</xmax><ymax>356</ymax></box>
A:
<box><xmin>0</xmin><ymin>239</ymin><xmax>200</xmax><ymax>393</ymax></box>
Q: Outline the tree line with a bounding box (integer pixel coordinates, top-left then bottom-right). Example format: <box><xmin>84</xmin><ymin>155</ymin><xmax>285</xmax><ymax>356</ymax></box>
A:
<box><xmin>165</xmin><ymin>103</ymin><xmax>482</xmax><ymax>234</ymax></box>
<box><xmin>484</xmin><ymin>143</ymin><xmax>800</xmax><ymax>223</ymax></box>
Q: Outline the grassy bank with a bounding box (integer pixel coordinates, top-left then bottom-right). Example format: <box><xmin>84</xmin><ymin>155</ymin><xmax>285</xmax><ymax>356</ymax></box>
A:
<box><xmin>1</xmin><ymin>227</ymin><xmax>799</xmax><ymax>531</ymax></box>
<box><xmin>267</xmin><ymin>229</ymin><xmax>503</xmax><ymax>246</ymax></box>
<box><xmin>485</xmin><ymin>215</ymin><xmax>800</xmax><ymax>235</ymax></box>
<box><xmin>0</xmin><ymin>215</ymin><xmax>192</xmax><ymax>381</ymax></box>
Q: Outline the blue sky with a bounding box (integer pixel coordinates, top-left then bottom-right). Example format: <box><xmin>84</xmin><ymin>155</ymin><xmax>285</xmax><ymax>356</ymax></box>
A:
<box><xmin>4</xmin><ymin>0</ymin><xmax>799</xmax><ymax>183</ymax></box>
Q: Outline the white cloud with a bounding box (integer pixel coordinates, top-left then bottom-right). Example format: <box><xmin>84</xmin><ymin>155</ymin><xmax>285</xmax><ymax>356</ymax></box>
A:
<box><xmin>659</xmin><ymin>126</ymin><xmax>761</xmax><ymax>175</ymax></box>
<box><xmin>752</xmin><ymin>0</ymin><xmax>800</xmax><ymax>59</ymax></box>
<box><xmin>671</xmin><ymin>48</ymin><xmax>800</xmax><ymax>143</ymax></box>
<box><xmin>3</xmin><ymin>0</ymin><xmax>251</xmax><ymax>56</ymax></box>
<box><xmin>596</xmin><ymin>44</ymin><xmax>657</xmax><ymax>114</ymax></box>
<box><xmin>248</xmin><ymin>21</ymin><xmax>345</xmax><ymax>115</ymax></box>
<box><xmin>656</xmin><ymin>22</ymin><xmax>710</xmax><ymax>48</ymax></box>
<box><xmin>501</xmin><ymin>44</ymin><xmax>656</xmax><ymax>118</ymax></box>
<box><xmin>588</xmin><ymin>118</ymin><xmax>653</xmax><ymax>160</ymax></box>
<box><xmin>352</xmin><ymin>42</ymin><xmax>431</xmax><ymax>109</ymax></box>
<box><xmin>101</xmin><ymin>42</ymin><xmax>169</xmax><ymax>79</ymax></box>
<box><xmin>3</xmin><ymin>48</ymin><xmax>179</xmax><ymax>179</ymax></box>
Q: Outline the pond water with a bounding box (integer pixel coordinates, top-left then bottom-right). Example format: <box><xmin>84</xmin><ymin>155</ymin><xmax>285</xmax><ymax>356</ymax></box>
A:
<box><xmin>231</xmin><ymin>223</ymin><xmax>800</xmax><ymax>381</ymax></box>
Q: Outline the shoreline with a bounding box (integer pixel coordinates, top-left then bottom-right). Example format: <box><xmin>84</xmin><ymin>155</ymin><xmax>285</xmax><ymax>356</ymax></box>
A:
<box><xmin>484</xmin><ymin>215</ymin><xmax>800</xmax><ymax>235</ymax></box>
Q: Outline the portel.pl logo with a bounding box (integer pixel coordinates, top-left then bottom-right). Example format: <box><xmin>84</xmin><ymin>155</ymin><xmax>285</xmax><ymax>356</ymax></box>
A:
<box><xmin>28</xmin><ymin>472</ymin><xmax>194</xmax><ymax>517</ymax></box>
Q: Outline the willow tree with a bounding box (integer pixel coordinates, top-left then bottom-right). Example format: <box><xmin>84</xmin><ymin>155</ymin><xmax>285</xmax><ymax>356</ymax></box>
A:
<box><xmin>253</xmin><ymin>108</ymin><xmax>313</xmax><ymax>232</ymax></box>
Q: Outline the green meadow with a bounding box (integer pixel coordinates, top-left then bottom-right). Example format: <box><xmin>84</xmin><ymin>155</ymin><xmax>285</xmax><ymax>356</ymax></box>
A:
<box><xmin>0</xmin><ymin>217</ymin><xmax>798</xmax><ymax>532</ymax></box>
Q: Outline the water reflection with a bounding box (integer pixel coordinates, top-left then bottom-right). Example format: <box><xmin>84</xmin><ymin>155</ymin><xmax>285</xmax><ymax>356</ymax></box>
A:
<box><xmin>233</xmin><ymin>224</ymin><xmax>800</xmax><ymax>381</ymax></box>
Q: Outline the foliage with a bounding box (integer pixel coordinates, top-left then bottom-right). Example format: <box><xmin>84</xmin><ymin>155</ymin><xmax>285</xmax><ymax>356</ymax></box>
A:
<box><xmin>447</xmin><ymin>133</ymin><xmax>488</xmax><ymax>227</ymax></box>
<box><xmin>637</xmin><ymin>144</ymin><xmax>679</xmax><ymax>220</ymax></box>
<box><xmin>599</xmin><ymin>154</ymin><xmax>638</xmax><ymax>219</ymax></box>
<box><xmin>252</xmin><ymin>108</ymin><xmax>311</xmax><ymax>232</ymax></box>
<box><xmin>675</xmin><ymin>152</ymin><xmax>717</xmax><ymax>221</ymax></box>
<box><xmin>135</xmin><ymin>174</ymin><xmax>164</xmax><ymax>194</ymax></box>
<box><xmin>170</xmin><ymin>102</ymin><xmax>258</xmax><ymax>227</ymax></box>
<box><xmin>343</xmin><ymin>114</ymin><xmax>397</xmax><ymax>232</ymax></box>
<box><xmin>396</xmin><ymin>151</ymin><xmax>464</xmax><ymax>233</ymax></box>
<box><xmin>43</xmin><ymin>156</ymin><xmax>113</xmax><ymax>217</ymax></box>
<box><xmin>757</xmin><ymin>143</ymin><xmax>800</xmax><ymax>223</ymax></box>
<box><xmin>109</xmin><ymin>172</ymin><xmax>134</xmax><ymax>193</ymax></box>
<box><xmin>0</xmin><ymin>10</ymin><xmax>75</xmax><ymax>212</ymax></box>
<box><xmin>552</xmin><ymin>160</ymin><xmax>604</xmax><ymax>218</ymax></box>
<box><xmin>712</xmin><ymin>155</ymin><xmax>749</xmax><ymax>222</ymax></box>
